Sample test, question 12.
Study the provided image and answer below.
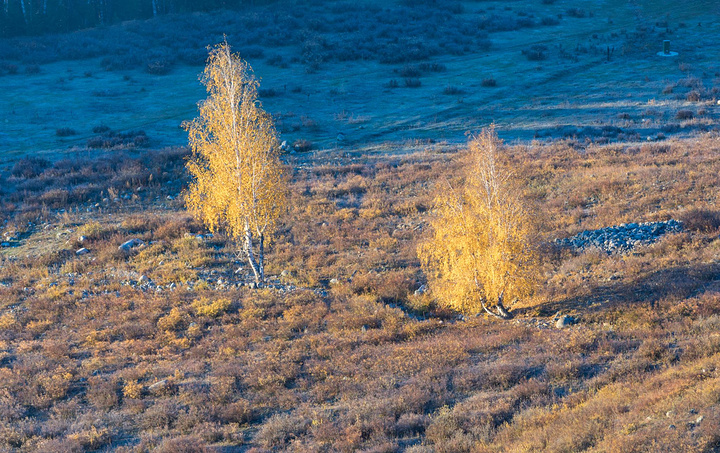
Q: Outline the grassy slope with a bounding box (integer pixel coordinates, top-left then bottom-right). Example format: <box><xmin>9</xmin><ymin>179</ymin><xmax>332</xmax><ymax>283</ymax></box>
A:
<box><xmin>0</xmin><ymin>135</ymin><xmax>719</xmax><ymax>451</ymax></box>
<box><xmin>1</xmin><ymin>0</ymin><xmax>719</xmax><ymax>159</ymax></box>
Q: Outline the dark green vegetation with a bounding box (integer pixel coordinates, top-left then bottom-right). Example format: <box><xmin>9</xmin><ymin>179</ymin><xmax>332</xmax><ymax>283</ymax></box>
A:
<box><xmin>0</xmin><ymin>0</ymin><xmax>278</xmax><ymax>37</ymax></box>
<box><xmin>2</xmin><ymin>0</ymin><xmax>720</xmax><ymax>155</ymax></box>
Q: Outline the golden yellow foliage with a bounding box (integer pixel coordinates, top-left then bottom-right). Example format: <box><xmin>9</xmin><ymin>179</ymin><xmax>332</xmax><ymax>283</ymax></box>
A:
<box><xmin>418</xmin><ymin>127</ymin><xmax>537</xmax><ymax>317</ymax></box>
<box><xmin>184</xmin><ymin>41</ymin><xmax>287</xmax><ymax>285</ymax></box>
<box><xmin>192</xmin><ymin>296</ymin><xmax>232</xmax><ymax>317</ymax></box>
<box><xmin>122</xmin><ymin>380</ymin><xmax>143</xmax><ymax>399</ymax></box>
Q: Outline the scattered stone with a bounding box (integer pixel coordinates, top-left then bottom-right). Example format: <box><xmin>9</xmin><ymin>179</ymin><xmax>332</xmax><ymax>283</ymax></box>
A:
<box><xmin>118</xmin><ymin>238</ymin><xmax>144</xmax><ymax>251</ymax></box>
<box><xmin>138</xmin><ymin>275</ymin><xmax>149</xmax><ymax>284</ymax></box>
<box><xmin>666</xmin><ymin>410</ymin><xmax>675</xmax><ymax>418</ymax></box>
<box><xmin>329</xmin><ymin>278</ymin><xmax>340</xmax><ymax>286</ymax></box>
<box><xmin>78</xmin><ymin>235</ymin><xmax>87</xmax><ymax>243</ymax></box>
<box><xmin>414</xmin><ymin>284</ymin><xmax>427</xmax><ymax>296</ymax></box>
<box><xmin>148</xmin><ymin>380</ymin><xmax>168</xmax><ymax>393</ymax></box>
<box><xmin>166</xmin><ymin>195</ymin><xmax>174</xmax><ymax>200</ymax></box>
<box><xmin>76</xmin><ymin>248</ymin><xmax>90</xmax><ymax>256</ymax></box>
<box><xmin>695</xmin><ymin>415</ymin><xmax>704</xmax><ymax>424</ymax></box>
<box><xmin>556</xmin><ymin>315</ymin><xmax>575</xmax><ymax>329</ymax></box>
<box><xmin>556</xmin><ymin>219</ymin><xmax>683</xmax><ymax>254</ymax></box>
<box><xmin>281</xmin><ymin>270</ymin><xmax>291</xmax><ymax>277</ymax></box>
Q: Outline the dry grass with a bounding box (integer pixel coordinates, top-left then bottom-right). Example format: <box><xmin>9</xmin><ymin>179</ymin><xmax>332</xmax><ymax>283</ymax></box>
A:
<box><xmin>0</xmin><ymin>134</ymin><xmax>719</xmax><ymax>451</ymax></box>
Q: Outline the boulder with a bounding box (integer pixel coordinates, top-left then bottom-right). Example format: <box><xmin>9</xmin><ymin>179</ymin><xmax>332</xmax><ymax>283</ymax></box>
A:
<box><xmin>76</xmin><ymin>248</ymin><xmax>90</xmax><ymax>256</ymax></box>
<box><xmin>119</xmin><ymin>238</ymin><xmax>144</xmax><ymax>251</ymax></box>
<box><xmin>556</xmin><ymin>315</ymin><xmax>575</xmax><ymax>329</ymax></box>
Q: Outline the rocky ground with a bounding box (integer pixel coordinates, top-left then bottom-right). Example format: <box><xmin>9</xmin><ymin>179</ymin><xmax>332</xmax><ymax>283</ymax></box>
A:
<box><xmin>556</xmin><ymin>219</ymin><xmax>684</xmax><ymax>253</ymax></box>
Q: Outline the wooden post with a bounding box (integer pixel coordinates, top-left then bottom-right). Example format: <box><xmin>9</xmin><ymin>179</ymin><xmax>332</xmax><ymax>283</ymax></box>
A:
<box><xmin>663</xmin><ymin>40</ymin><xmax>671</xmax><ymax>55</ymax></box>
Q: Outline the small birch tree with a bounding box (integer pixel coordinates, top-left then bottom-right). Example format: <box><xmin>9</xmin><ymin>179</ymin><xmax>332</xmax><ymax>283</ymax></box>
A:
<box><xmin>418</xmin><ymin>127</ymin><xmax>537</xmax><ymax>318</ymax></box>
<box><xmin>185</xmin><ymin>42</ymin><xmax>286</xmax><ymax>287</ymax></box>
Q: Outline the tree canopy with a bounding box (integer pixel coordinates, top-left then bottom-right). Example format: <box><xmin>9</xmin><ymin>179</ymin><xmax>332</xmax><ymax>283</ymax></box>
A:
<box><xmin>184</xmin><ymin>42</ymin><xmax>286</xmax><ymax>285</ymax></box>
<box><xmin>418</xmin><ymin>127</ymin><xmax>537</xmax><ymax>318</ymax></box>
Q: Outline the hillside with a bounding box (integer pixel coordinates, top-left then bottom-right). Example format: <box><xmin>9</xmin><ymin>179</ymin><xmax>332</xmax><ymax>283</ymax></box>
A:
<box><xmin>1</xmin><ymin>134</ymin><xmax>720</xmax><ymax>451</ymax></box>
<box><xmin>1</xmin><ymin>0</ymin><xmax>720</xmax><ymax>452</ymax></box>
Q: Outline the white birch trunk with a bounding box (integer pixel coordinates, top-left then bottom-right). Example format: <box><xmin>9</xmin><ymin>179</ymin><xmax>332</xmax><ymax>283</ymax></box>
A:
<box><xmin>19</xmin><ymin>0</ymin><xmax>27</xmax><ymax>24</ymax></box>
<box><xmin>244</xmin><ymin>223</ymin><xmax>263</xmax><ymax>286</ymax></box>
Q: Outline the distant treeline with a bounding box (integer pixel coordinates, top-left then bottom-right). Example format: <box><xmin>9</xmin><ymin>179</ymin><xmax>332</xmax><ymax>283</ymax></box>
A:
<box><xmin>0</xmin><ymin>0</ymin><xmax>279</xmax><ymax>37</ymax></box>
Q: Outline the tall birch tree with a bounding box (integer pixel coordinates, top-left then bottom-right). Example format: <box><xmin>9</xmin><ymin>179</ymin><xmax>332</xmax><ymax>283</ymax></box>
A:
<box><xmin>185</xmin><ymin>42</ymin><xmax>286</xmax><ymax>287</ymax></box>
<box><xmin>418</xmin><ymin>127</ymin><xmax>537</xmax><ymax>319</ymax></box>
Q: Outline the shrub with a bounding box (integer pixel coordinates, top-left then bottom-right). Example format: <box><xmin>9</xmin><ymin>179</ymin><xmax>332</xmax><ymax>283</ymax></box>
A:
<box><xmin>259</xmin><ymin>87</ymin><xmax>277</xmax><ymax>97</ymax></box>
<box><xmin>293</xmin><ymin>139</ymin><xmax>314</xmax><ymax>152</ymax></box>
<box><xmin>11</xmin><ymin>157</ymin><xmax>50</xmax><ymax>178</ymax></box>
<box><xmin>541</xmin><ymin>16</ymin><xmax>560</xmax><ymax>26</ymax></box>
<box><xmin>419</xmin><ymin>62</ymin><xmax>447</xmax><ymax>72</ymax></box>
<box><xmin>192</xmin><ymin>297</ymin><xmax>232</xmax><ymax>318</ymax></box>
<box><xmin>56</xmin><ymin>128</ymin><xmax>77</xmax><ymax>137</ymax></box>
<box><xmin>679</xmin><ymin>208</ymin><xmax>720</xmax><ymax>233</ymax></box>
<box><xmin>146</xmin><ymin>59</ymin><xmax>172</xmax><ymax>75</ymax></box>
<box><xmin>400</xmin><ymin>65</ymin><xmax>422</xmax><ymax>78</ymax></box>
<box><xmin>443</xmin><ymin>85</ymin><xmax>465</xmax><ymax>95</ymax></box>
<box><xmin>523</xmin><ymin>44</ymin><xmax>548</xmax><ymax>61</ymax></box>
<box><xmin>157</xmin><ymin>307</ymin><xmax>187</xmax><ymax>332</ymax></box>
<box><xmin>255</xmin><ymin>412</ymin><xmax>311</xmax><ymax>448</ymax></box>
<box><xmin>87</xmin><ymin>377</ymin><xmax>119</xmax><ymax>410</ymax></box>
<box><xmin>675</xmin><ymin>110</ymin><xmax>694</xmax><ymax>120</ymax></box>
<box><xmin>154</xmin><ymin>436</ymin><xmax>209</xmax><ymax>453</ymax></box>
<box><xmin>404</xmin><ymin>78</ymin><xmax>422</xmax><ymax>88</ymax></box>
<box><xmin>123</xmin><ymin>380</ymin><xmax>143</xmax><ymax>399</ymax></box>
<box><xmin>686</xmin><ymin>90</ymin><xmax>702</xmax><ymax>102</ymax></box>
<box><xmin>385</xmin><ymin>79</ymin><xmax>400</xmax><ymax>89</ymax></box>
<box><xmin>566</xmin><ymin>8</ymin><xmax>587</xmax><ymax>18</ymax></box>
<box><xmin>481</xmin><ymin>78</ymin><xmax>497</xmax><ymax>87</ymax></box>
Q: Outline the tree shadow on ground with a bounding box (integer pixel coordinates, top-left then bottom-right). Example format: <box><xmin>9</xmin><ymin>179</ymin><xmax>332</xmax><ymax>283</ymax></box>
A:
<box><xmin>521</xmin><ymin>260</ymin><xmax>720</xmax><ymax>318</ymax></box>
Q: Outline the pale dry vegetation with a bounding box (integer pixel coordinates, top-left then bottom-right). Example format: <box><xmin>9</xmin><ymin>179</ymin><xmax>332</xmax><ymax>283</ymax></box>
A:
<box><xmin>0</xmin><ymin>133</ymin><xmax>719</xmax><ymax>451</ymax></box>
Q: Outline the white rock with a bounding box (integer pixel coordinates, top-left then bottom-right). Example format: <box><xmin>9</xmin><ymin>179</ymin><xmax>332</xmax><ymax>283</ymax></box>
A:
<box><xmin>119</xmin><ymin>238</ymin><xmax>144</xmax><ymax>251</ymax></box>
<box><xmin>76</xmin><ymin>248</ymin><xmax>90</xmax><ymax>256</ymax></box>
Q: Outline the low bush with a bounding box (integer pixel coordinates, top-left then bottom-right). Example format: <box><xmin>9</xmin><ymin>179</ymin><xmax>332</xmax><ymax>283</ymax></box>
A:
<box><xmin>404</xmin><ymin>78</ymin><xmax>422</xmax><ymax>88</ymax></box>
